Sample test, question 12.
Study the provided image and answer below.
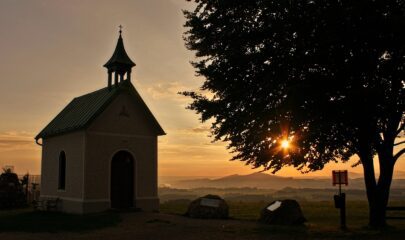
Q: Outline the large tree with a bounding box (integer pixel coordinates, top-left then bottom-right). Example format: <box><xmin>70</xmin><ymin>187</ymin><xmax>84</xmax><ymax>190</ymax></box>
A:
<box><xmin>182</xmin><ymin>0</ymin><xmax>405</xmax><ymax>227</ymax></box>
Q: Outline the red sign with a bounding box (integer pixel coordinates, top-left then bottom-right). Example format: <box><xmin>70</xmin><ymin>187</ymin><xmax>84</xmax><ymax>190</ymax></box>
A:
<box><xmin>332</xmin><ymin>170</ymin><xmax>348</xmax><ymax>186</ymax></box>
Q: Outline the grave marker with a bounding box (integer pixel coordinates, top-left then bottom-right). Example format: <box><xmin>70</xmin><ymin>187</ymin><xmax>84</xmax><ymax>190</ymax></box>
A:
<box><xmin>267</xmin><ymin>201</ymin><xmax>282</xmax><ymax>211</ymax></box>
<box><xmin>200</xmin><ymin>198</ymin><xmax>221</xmax><ymax>208</ymax></box>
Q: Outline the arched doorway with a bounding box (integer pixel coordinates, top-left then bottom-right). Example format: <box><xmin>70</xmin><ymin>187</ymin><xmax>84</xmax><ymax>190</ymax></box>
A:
<box><xmin>111</xmin><ymin>151</ymin><xmax>134</xmax><ymax>209</ymax></box>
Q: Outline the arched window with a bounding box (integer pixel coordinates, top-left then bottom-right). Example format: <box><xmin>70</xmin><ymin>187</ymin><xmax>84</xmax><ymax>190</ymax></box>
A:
<box><xmin>58</xmin><ymin>151</ymin><xmax>66</xmax><ymax>190</ymax></box>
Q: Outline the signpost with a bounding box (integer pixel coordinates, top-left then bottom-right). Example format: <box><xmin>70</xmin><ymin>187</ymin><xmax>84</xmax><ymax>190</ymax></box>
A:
<box><xmin>332</xmin><ymin>170</ymin><xmax>348</xmax><ymax>230</ymax></box>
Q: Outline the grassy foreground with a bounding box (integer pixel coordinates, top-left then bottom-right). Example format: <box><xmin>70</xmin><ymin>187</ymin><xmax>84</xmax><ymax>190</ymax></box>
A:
<box><xmin>0</xmin><ymin>200</ymin><xmax>404</xmax><ymax>239</ymax></box>
<box><xmin>160</xmin><ymin>200</ymin><xmax>404</xmax><ymax>224</ymax></box>
<box><xmin>161</xmin><ymin>200</ymin><xmax>405</xmax><ymax>236</ymax></box>
<box><xmin>0</xmin><ymin>209</ymin><xmax>121</xmax><ymax>232</ymax></box>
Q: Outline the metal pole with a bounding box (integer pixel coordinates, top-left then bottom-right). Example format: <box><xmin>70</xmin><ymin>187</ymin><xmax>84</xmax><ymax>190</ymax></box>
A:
<box><xmin>339</xmin><ymin>183</ymin><xmax>341</xmax><ymax>195</ymax></box>
<box><xmin>339</xmin><ymin>183</ymin><xmax>346</xmax><ymax>230</ymax></box>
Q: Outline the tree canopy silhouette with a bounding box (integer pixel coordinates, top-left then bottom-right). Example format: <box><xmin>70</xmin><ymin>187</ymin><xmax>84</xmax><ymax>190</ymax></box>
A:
<box><xmin>182</xmin><ymin>0</ymin><xmax>405</xmax><ymax>227</ymax></box>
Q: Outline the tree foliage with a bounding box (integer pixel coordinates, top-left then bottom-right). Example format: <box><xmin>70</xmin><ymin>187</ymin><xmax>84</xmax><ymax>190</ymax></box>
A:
<box><xmin>183</xmin><ymin>0</ymin><xmax>405</xmax><ymax>227</ymax></box>
<box><xmin>183</xmin><ymin>0</ymin><xmax>404</xmax><ymax>172</ymax></box>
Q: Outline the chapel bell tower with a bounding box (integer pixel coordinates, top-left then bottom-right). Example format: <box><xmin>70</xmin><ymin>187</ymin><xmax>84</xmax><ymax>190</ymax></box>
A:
<box><xmin>103</xmin><ymin>26</ymin><xmax>136</xmax><ymax>88</ymax></box>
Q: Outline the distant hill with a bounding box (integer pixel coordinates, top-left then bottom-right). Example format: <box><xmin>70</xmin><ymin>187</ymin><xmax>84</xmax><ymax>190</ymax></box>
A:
<box><xmin>164</xmin><ymin>172</ymin><xmax>405</xmax><ymax>190</ymax></box>
<box><xmin>346</xmin><ymin>171</ymin><xmax>364</xmax><ymax>179</ymax></box>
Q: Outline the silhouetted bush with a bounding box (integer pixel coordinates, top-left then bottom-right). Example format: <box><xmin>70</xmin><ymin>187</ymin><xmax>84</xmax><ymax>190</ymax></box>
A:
<box><xmin>0</xmin><ymin>169</ymin><xmax>26</xmax><ymax>209</ymax></box>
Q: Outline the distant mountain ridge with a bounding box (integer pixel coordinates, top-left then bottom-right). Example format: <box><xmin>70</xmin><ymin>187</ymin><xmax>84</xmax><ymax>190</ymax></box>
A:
<box><xmin>166</xmin><ymin>172</ymin><xmax>405</xmax><ymax>189</ymax></box>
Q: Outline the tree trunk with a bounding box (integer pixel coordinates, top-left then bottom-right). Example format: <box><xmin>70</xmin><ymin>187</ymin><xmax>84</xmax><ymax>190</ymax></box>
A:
<box><xmin>362</xmin><ymin>152</ymin><xmax>394</xmax><ymax>228</ymax></box>
<box><xmin>367</xmin><ymin>190</ymin><xmax>388</xmax><ymax>228</ymax></box>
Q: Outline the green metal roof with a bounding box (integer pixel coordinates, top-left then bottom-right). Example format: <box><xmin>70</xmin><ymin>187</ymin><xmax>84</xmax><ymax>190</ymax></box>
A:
<box><xmin>35</xmin><ymin>81</ymin><xmax>165</xmax><ymax>140</ymax></box>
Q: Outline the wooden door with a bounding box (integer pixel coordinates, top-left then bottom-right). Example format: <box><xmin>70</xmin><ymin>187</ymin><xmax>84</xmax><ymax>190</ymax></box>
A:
<box><xmin>111</xmin><ymin>151</ymin><xmax>134</xmax><ymax>209</ymax></box>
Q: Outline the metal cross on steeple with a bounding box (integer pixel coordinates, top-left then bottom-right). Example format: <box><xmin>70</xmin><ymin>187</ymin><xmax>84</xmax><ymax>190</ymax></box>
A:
<box><xmin>119</xmin><ymin>25</ymin><xmax>123</xmax><ymax>35</ymax></box>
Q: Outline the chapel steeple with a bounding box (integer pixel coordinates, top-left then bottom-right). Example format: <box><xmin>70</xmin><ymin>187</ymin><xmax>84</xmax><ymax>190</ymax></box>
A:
<box><xmin>104</xmin><ymin>26</ymin><xmax>136</xmax><ymax>88</ymax></box>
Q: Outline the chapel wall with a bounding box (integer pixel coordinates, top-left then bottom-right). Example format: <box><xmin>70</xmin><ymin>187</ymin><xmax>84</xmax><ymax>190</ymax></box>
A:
<box><xmin>88</xmin><ymin>92</ymin><xmax>159</xmax><ymax>136</ymax></box>
<box><xmin>83</xmin><ymin>133</ymin><xmax>158</xmax><ymax>203</ymax></box>
<box><xmin>40</xmin><ymin>131</ymin><xmax>85</xmax><ymax>200</ymax></box>
<box><xmin>83</xmin><ymin>91</ymin><xmax>159</xmax><ymax>211</ymax></box>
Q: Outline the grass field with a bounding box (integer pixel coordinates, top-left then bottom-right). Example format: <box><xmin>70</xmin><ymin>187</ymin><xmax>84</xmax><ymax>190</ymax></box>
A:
<box><xmin>0</xmin><ymin>200</ymin><xmax>405</xmax><ymax>239</ymax></box>
<box><xmin>161</xmin><ymin>200</ymin><xmax>405</xmax><ymax>236</ymax></box>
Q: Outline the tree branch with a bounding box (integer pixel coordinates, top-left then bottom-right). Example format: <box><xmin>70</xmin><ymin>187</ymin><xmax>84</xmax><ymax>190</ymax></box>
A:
<box><xmin>374</xmin><ymin>132</ymin><xmax>384</xmax><ymax>152</ymax></box>
<box><xmin>394</xmin><ymin>140</ymin><xmax>405</xmax><ymax>146</ymax></box>
<box><xmin>394</xmin><ymin>148</ymin><xmax>405</xmax><ymax>162</ymax></box>
<box><xmin>396</xmin><ymin>122</ymin><xmax>404</xmax><ymax>136</ymax></box>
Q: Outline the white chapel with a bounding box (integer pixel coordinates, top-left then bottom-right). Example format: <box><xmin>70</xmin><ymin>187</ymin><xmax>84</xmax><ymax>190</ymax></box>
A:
<box><xmin>35</xmin><ymin>29</ymin><xmax>165</xmax><ymax>214</ymax></box>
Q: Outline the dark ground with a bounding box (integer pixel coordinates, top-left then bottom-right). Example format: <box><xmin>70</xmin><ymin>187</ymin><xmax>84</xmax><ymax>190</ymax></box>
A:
<box><xmin>1</xmin><ymin>201</ymin><xmax>405</xmax><ymax>239</ymax></box>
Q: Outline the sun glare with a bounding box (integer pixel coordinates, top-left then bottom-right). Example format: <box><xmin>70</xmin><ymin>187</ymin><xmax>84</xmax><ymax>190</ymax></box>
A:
<box><xmin>281</xmin><ymin>139</ymin><xmax>290</xmax><ymax>149</ymax></box>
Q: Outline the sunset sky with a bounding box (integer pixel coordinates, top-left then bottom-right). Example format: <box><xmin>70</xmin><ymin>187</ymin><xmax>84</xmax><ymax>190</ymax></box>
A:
<box><xmin>0</xmin><ymin>0</ymin><xmax>403</xmax><ymax>178</ymax></box>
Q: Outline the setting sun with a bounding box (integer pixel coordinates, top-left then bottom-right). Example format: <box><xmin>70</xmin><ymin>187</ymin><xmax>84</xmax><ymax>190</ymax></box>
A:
<box><xmin>281</xmin><ymin>139</ymin><xmax>290</xmax><ymax>149</ymax></box>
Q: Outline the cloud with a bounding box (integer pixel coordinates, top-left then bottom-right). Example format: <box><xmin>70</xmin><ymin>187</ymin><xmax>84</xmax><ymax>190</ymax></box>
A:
<box><xmin>190</xmin><ymin>125</ymin><xmax>211</xmax><ymax>133</ymax></box>
<box><xmin>159</xmin><ymin>142</ymin><xmax>231</xmax><ymax>161</ymax></box>
<box><xmin>145</xmin><ymin>81</ymin><xmax>191</xmax><ymax>101</ymax></box>
<box><xmin>170</xmin><ymin>124</ymin><xmax>212</xmax><ymax>135</ymax></box>
<box><xmin>0</xmin><ymin>131</ymin><xmax>36</xmax><ymax>152</ymax></box>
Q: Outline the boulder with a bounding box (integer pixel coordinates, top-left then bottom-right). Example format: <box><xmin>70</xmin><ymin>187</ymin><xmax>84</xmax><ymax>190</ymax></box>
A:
<box><xmin>185</xmin><ymin>194</ymin><xmax>229</xmax><ymax>219</ymax></box>
<box><xmin>259</xmin><ymin>199</ymin><xmax>306</xmax><ymax>225</ymax></box>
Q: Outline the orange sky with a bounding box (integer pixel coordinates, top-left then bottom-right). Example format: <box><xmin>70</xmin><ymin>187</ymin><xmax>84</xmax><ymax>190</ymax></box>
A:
<box><xmin>0</xmin><ymin>0</ymin><xmax>403</xmax><ymax>178</ymax></box>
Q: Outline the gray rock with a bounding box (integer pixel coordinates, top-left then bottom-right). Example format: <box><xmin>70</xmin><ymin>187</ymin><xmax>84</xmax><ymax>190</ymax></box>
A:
<box><xmin>259</xmin><ymin>199</ymin><xmax>306</xmax><ymax>225</ymax></box>
<box><xmin>185</xmin><ymin>194</ymin><xmax>229</xmax><ymax>219</ymax></box>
